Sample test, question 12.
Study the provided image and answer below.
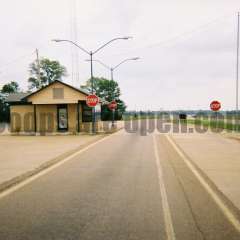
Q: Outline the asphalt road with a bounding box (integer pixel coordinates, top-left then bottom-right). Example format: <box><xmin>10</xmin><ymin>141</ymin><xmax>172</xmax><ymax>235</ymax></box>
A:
<box><xmin>0</xmin><ymin>131</ymin><xmax>240</xmax><ymax>240</ymax></box>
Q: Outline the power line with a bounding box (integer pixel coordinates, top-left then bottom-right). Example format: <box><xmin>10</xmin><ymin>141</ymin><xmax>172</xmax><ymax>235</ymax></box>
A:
<box><xmin>0</xmin><ymin>51</ymin><xmax>35</xmax><ymax>72</ymax></box>
<box><xmin>236</xmin><ymin>12</ymin><xmax>239</xmax><ymax>111</ymax></box>
<box><xmin>107</xmin><ymin>12</ymin><xmax>235</xmax><ymax>57</ymax></box>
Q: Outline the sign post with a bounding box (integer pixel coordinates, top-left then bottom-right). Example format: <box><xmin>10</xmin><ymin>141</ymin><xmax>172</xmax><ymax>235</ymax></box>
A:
<box><xmin>86</xmin><ymin>95</ymin><xmax>99</xmax><ymax>133</ymax></box>
<box><xmin>108</xmin><ymin>100</ymin><xmax>118</xmax><ymax>127</ymax></box>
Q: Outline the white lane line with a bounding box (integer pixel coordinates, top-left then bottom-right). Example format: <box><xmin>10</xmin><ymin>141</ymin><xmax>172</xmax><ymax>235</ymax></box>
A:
<box><xmin>0</xmin><ymin>131</ymin><xmax>122</xmax><ymax>200</ymax></box>
<box><xmin>165</xmin><ymin>134</ymin><xmax>240</xmax><ymax>233</ymax></box>
<box><xmin>153</xmin><ymin>135</ymin><xmax>176</xmax><ymax>240</ymax></box>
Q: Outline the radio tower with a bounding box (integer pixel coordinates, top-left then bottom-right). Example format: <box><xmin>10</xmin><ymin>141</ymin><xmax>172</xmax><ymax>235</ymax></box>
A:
<box><xmin>69</xmin><ymin>0</ymin><xmax>80</xmax><ymax>86</ymax></box>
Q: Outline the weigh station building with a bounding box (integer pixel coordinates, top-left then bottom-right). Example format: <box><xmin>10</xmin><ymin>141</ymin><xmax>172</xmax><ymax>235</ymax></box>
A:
<box><xmin>6</xmin><ymin>80</ymin><xmax>103</xmax><ymax>134</ymax></box>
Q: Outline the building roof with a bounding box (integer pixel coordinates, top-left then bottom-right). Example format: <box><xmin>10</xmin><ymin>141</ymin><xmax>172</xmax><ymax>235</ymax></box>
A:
<box><xmin>6</xmin><ymin>80</ymin><xmax>90</xmax><ymax>103</ymax></box>
<box><xmin>23</xmin><ymin>80</ymin><xmax>90</xmax><ymax>101</ymax></box>
<box><xmin>5</xmin><ymin>93</ymin><xmax>30</xmax><ymax>103</ymax></box>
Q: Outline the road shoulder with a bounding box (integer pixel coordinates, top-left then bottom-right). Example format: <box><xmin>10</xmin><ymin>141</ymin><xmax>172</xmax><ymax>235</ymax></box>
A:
<box><xmin>0</xmin><ymin>134</ymin><xmax>108</xmax><ymax>194</ymax></box>
<box><xmin>168</xmin><ymin>132</ymin><xmax>240</xmax><ymax>222</ymax></box>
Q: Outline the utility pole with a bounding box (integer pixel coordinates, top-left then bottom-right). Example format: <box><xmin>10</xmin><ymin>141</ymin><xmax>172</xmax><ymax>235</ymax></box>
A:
<box><xmin>90</xmin><ymin>51</ymin><xmax>95</xmax><ymax>133</ymax></box>
<box><xmin>110</xmin><ymin>68</ymin><xmax>114</xmax><ymax>127</ymax></box>
<box><xmin>36</xmin><ymin>49</ymin><xmax>41</xmax><ymax>84</ymax></box>
<box><xmin>236</xmin><ymin>12</ymin><xmax>240</xmax><ymax>111</ymax></box>
<box><xmin>110</xmin><ymin>68</ymin><xmax>114</xmax><ymax>81</ymax></box>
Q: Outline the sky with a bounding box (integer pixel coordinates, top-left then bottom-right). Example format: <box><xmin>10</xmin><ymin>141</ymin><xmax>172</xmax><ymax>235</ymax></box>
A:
<box><xmin>0</xmin><ymin>0</ymin><xmax>240</xmax><ymax>110</ymax></box>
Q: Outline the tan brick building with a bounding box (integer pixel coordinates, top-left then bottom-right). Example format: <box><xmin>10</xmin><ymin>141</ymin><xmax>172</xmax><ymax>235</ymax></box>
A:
<box><xmin>7</xmin><ymin>80</ymin><xmax>102</xmax><ymax>134</ymax></box>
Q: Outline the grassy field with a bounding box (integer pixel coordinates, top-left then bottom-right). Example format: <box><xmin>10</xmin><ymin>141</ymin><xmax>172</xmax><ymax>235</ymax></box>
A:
<box><xmin>123</xmin><ymin>113</ymin><xmax>240</xmax><ymax>132</ymax></box>
<box><xmin>123</xmin><ymin>114</ymin><xmax>159</xmax><ymax>121</ymax></box>
<box><xmin>184</xmin><ymin>118</ymin><xmax>240</xmax><ymax>132</ymax></box>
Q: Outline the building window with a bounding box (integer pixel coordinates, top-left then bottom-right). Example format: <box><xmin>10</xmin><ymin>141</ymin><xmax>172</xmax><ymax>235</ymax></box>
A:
<box><xmin>53</xmin><ymin>88</ymin><xmax>64</xmax><ymax>99</ymax></box>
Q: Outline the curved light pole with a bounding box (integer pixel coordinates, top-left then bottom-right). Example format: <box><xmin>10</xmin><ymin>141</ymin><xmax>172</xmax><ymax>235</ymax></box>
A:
<box><xmin>86</xmin><ymin>57</ymin><xmax>140</xmax><ymax>126</ymax></box>
<box><xmin>87</xmin><ymin>57</ymin><xmax>140</xmax><ymax>81</ymax></box>
<box><xmin>52</xmin><ymin>37</ymin><xmax>132</xmax><ymax>133</ymax></box>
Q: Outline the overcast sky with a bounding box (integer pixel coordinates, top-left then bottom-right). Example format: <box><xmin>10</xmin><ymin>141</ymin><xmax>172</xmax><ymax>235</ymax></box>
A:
<box><xmin>0</xmin><ymin>0</ymin><xmax>240</xmax><ymax>110</ymax></box>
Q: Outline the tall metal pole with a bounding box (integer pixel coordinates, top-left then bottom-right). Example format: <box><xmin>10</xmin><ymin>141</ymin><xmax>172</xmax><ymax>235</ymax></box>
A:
<box><xmin>90</xmin><ymin>51</ymin><xmax>95</xmax><ymax>133</ymax></box>
<box><xmin>90</xmin><ymin>52</ymin><xmax>94</xmax><ymax>94</ymax></box>
<box><xmin>35</xmin><ymin>49</ymin><xmax>40</xmax><ymax>134</ymax></box>
<box><xmin>110</xmin><ymin>68</ymin><xmax>114</xmax><ymax>81</ymax></box>
<box><xmin>110</xmin><ymin>68</ymin><xmax>115</xmax><ymax>127</ymax></box>
<box><xmin>236</xmin><ymin>12</ymin><xmax>240</xmax><ymax>111</ymax></box>
<box><xmin>36</xmin><ymin>49</ymin><xmax>41</xmax><ymax>84</ymax></box>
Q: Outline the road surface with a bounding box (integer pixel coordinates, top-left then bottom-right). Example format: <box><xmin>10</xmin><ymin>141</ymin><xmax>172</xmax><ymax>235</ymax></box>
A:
<box><xmin>0</xmin><ymin>130</ymin><xmax>240</xmax><ymax>240</ymax></box>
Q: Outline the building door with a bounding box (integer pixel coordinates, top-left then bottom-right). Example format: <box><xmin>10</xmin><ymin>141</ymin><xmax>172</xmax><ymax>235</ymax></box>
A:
<box><xmin>57</xmin><ymin>105</ymin><xmax>68</xmax><ymax>131</ymax></box>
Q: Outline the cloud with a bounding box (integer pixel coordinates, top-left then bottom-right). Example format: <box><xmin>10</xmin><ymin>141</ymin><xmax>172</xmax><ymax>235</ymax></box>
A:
<box><xmin>0</xmin><ymin>0</ymin><xmax>240</xmax><ymax>110</ymax></box>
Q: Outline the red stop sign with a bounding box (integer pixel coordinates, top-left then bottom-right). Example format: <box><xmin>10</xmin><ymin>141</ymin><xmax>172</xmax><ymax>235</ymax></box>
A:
<box><xmin>210</xmin><ymin>101</ymin><xmax>221</xmax><ymax>111</ymax></box>
<box><xmin>86</xmin><ymin>95</ymin><xmax>99</xmax><ymax>107</ymax></box>
<box><xmin>108</xmin><ymin>100</ymin><xmax>117</xmax><ymax>110</ymax></box>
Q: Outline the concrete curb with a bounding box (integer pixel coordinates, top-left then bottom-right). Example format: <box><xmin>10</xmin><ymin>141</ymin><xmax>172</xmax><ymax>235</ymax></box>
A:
<box><xmin>221</xmin><ymin>132</ymin><xmax>240</xmax><ymax>142</ymax></box>
<box><xmin>0</xmin><ymin>130</ymin><xmax>121</xmax><ymax>194</ymax></box>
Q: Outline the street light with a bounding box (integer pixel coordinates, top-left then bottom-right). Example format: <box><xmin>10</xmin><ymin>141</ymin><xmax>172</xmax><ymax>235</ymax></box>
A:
<box><xmin>52</xmin><ymin>37</ymin><xmax>132</xmax><ymax>133</ymax></box>
<box><xmin>86</xmin><ymin>57</ymin><xmax>140</xmax><ymax>126</ymax></box>
<box><xmin>86</xmin><ymin>57</ymin><xmax>140</xmax><ymax>81</ymax></box>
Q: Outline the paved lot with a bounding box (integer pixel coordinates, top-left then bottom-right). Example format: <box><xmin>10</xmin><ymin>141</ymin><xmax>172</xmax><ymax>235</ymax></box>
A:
<box><xmin>0</xmin><ymin>134</ymin><xmax>104</xmax><ymax>186</ymax></box>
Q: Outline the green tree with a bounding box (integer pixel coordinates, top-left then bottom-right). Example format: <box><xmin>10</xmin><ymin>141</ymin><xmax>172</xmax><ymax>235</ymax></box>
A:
<box><xmin>28</xmin><ymin>58</ymin><xmax>67</xmax><ymax>90</ymax></box>
<box><xmin>82</xmin><ymin>77</ymin><xmax>127</xmax><ymax>120</ymax></box>
<box><xmin>0</xmin><ymin>81</ymin><xmax>20</xmax><ymax>122</ymax></box>
<box><xmin>0</xmin><ymin>95</ymin><xmax>9</xmax><ymax>122</ymax></box>
<box><xmin>1</xmin><ymin>81</ymin><xmax>19</xmax><ymax>94</ymax></box>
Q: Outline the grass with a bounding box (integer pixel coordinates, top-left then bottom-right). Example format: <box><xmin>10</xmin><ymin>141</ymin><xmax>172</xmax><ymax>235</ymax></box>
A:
<box><xmin>123</xmin><ymin>115</ymin><xmax>160</xmax><ymax>121</ymax></box>
<box><xmin>184</xmin><ymin>118</ymin><xmax>240</xmax><ymax>132</ymax></box>
<box><xmin>122</xmin><ymin>113</ymin><xmax>240</xmax><ymax>132</ymax></box>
